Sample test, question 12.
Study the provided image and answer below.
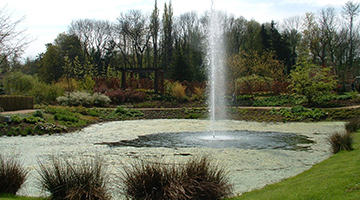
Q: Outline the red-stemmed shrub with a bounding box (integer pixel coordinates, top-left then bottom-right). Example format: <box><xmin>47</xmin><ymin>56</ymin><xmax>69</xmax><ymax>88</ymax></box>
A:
<box><xmin>94</xmin><ymin>84</ymin><xmax>109</xmax><ymax>94</ymax></box>
<box><xmin>106</xmin><ymin>90</ymin><xmax>126</xmax><ymax>105</ymax></box>
<box><xmin>125</xmin><ymin>90</ymin><xmax>146</xmax><ymax>103</ymax></box>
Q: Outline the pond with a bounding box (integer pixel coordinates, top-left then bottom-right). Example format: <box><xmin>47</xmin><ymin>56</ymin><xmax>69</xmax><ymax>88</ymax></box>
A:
<box><xmin>0</xmin><ymin>119</ymin><xmax>345</xmax><ymax>199</ymax></box>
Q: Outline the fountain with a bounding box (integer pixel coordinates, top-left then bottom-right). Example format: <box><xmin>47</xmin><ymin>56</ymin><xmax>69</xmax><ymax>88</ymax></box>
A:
<box><xmin>97</xmin><ymin>5</ymin><xmax>316</xmax><ymax>150</ymax></box>
<box><xmin>207</xmin><ymin>6</ymin><xmax>227</xmax><ymax>137</ymax></box>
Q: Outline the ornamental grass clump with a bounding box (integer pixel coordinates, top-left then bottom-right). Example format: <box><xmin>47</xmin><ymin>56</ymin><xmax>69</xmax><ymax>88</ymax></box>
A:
<box><xmin>180</xmin><ymin>156</ymin><xmax>232</xmax><ymax>200</ymax></box>
<box><xmin>345</xmin><ymin>118</ymin><xmax>360</xmax><ymax>133</ymax></box>
<box><xmin>37</xmin><ymin>156</ymin><xmax>110</xmax><ymax>200</ymax></box>
<box><xmin>0</xmin><ymin>154</ymin><xmax>28</xmax><ymax>195</ymax></box>
<box><xmin>329</xmin><ymin>132</ymin><xmax>353</xmax><ymax>154</ymax></box>
<box><xmin>120</xmin><ymin>156</ymin><xmax>232</xmax><ymax>200</ymax></box>
<box><xmin>171</xmin><ymin>82</ymin><xmax>187</xmax><ymax>100</ymax></box>
<box><xmin>120</xmin><ymin>161</ymin><xmax>179</xmax><ymax>200</ymax></box>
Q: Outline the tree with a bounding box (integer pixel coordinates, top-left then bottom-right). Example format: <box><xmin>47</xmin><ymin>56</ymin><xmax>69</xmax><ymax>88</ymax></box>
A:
<box><xmin>151</xmin><ymin>0</ymin><xmax>160</xmax><ymax>92</ymax></box>
<box><xmin>117</xmin><ymin>10</ymin><xmax>151</xmax><ymax>70</ymax></box>
<box><xmin>226</xmin><ymin>16</ymin><xmax>247</xmax><ymax>55</ymax></box>
<box><xmin>342</xmin><ymin>1</ymin><xmax>360</xmax><ymax>69</ymax></box>
<box><xmin>301</xmin><ymin>12</ymin><xmax>321</xmax><ymax>64</ymax></box>
<box><xmin>281</xmin><ymin>16</ymin><xmax>302</xmax><ymax>72</ymax></box>
<box><xmin>228</xmin><ymin>50</ymin><xmax>286</xmax><ymax>95</ymax></box>
<box><xmin>151</xmin><ymin>0</ymin><xmax>160</xmax><ymax>70</ymax></box>
<box><xmin>68</xmin><ymin>19</ymin><xmax>112</xmax><ymax>72</ymax></box>
<box><xmin>38</xmin><ymin>44</ymin><xmax>63</xmax><ymax>83</ymax></box>
<box><xmin>161</xmin><ymin>1</ymin><xmax>174</xmax><ymax>76</ymax></box>
<box><xmin>317</xmin><ymin>6</ymin><xmax>338</xmax><ymax>67</ymax></box>
<box><xmin>0</xmin><ymin>5</ymin><xmax>32</xmax><ymax>70</ymax></box>
<box><xmin>289</xmin><ymin>58</ymin><xmax>337</xmax><ymax>105</ymax></box>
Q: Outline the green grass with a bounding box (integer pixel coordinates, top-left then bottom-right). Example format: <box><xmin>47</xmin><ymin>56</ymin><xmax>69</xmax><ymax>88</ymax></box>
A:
<box><xmin>0</xmin><ymin>194</ymin><xmax>47</xmax><ymax>200</ymax></box>
<box><xmin>229</xmin><ymin>131</ymin><xmax>360</xmax><ymax>200</ymax></box>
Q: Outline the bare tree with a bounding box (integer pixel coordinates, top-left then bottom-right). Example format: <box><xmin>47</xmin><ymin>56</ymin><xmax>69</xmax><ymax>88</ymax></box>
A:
<box><xmin>68</xmin><ymin>19</ymin><xmax>112</xmax><ymax>59</ymax></box>
<box><xmin>342</xmin><ymin>0</ymin><xmax>360</xmax><ymax>68</ymax></box>
<box><xmin>317</xmin><ymin>6</ymin><xmax>338</xmax><ymax>66</ymax></box>
<box><xmin>117</xmin><ymin>10</ymin><xmax>151</xmax><ymax>69</ymax></box>
<box><xmin>0</xmin><ymin>5</ymin><xmax>31</xmax><ymax>66</ymax></box>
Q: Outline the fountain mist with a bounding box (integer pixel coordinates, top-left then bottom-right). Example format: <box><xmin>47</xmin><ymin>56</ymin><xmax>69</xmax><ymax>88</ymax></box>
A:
<box><xmin>207</xmin><ymin>6</ymin><xmax>227</xmax><ymax>137</ymax></box>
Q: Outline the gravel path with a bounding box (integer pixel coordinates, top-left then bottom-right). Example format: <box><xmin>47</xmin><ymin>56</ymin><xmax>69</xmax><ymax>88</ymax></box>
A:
<box><xmin>0</xmin><ymin>119</ymin><xmax>345</xmax><ymax>199</ymax></box>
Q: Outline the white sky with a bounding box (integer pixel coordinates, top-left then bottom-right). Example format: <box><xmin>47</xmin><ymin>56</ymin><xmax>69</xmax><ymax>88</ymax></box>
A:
<box><xmin>3</xmin><ymin>0</ymin><xmax>357</xmax><ymax>59</ymax></box>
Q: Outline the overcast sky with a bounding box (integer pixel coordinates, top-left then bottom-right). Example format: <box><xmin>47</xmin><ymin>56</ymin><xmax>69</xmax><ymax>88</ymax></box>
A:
<box><xmin>3</xmin><ymin>0</ymin><xmax>357</xmax><ymax>59</ymax></box>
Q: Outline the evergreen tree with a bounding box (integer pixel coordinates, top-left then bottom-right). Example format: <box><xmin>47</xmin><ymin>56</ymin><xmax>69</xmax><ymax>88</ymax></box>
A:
<box><xmin>161</xmin><ymin>1</ymin><xmax>174</xmax><ymax>77</ymax></box>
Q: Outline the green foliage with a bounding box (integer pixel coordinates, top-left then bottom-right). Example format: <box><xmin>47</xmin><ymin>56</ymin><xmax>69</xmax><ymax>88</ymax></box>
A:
<box><xmin>0</xmin><ymin>154</ymin><xmax>28</xmax><ymax>195</ymax></box>
<box><xmin>11</xmin><ymin>116</ymin><xmax>22</xmax><ymax>124</ymax></box>
<box><xmin>33</xmin><ymin>110</ymin><xmax>44</xmax><ymax>118</ymax></box>
<box><xmin>289</xmin><ymin>60</ymin><xmax>337</xmax><ymax>105</ymax></box>
<box><xmin>270</xmin><ymin>106</ymin><xmax>327</xmax><ymax>121</ymax></box>
<box><xmin>0</xmin><ymin>71</ymin><xmax>64</xmax><ymax>104</ymax></box>
<box><xmin>0</xmin><ymin>193</ymin><xmax>47</xmax><ymax>199</ymax></box>
<box><xmin>24</xmin><ymin>127</ymin><xmax>34</xmax><ymax>136</ymax></box>
<box><xmin>29</xmin><ymin>82</ymin><xmax>64</xmax><ymax>104</ymax></box>
<box><xmin>1</xmin><ymin>72</ymin><xmax>36</xmax><ymax>95</ymax></box>
<box><xmin>252</xmin><ymin>94</ymin><xmax>304</xmax><ymax>106</ymax></box>
<box><xmin>38</xmin><ymin>44</ymin><xmax>64</xmax><ymax>84</ymax></box>
<box><xmin>43</xmin><ymin>106</ymin><xmax>91</xmax><ymax>128</ymax></box>
<box><xmin>23</xmin><ymin>116</ymin><xmax>43</xmax><ymax>124</ymax></box>
<box><xmin>78</xmin><ymin>75</ymin><xmax>96</xmax><ymax>91</ymax></box>
<box><xmin>114</xmin><ymin>106</ymin><xmax>144</xmax><ymax>118</ymax></box>
<box><xmin>54</xmin><ymin>113</ymin><xmax>79</xmax><ymax>123</ymax></box>
<box><xmin>87</xmin><ymin>108</ymin><xmax>100</xmax><ymax>117</ymax></box>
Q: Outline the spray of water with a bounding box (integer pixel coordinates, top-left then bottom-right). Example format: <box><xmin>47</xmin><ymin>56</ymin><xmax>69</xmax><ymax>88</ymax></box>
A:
<box><xmin>207</xmin><ymin>3</ymin><xmax>226</xmax><ymax>138</ymax></box>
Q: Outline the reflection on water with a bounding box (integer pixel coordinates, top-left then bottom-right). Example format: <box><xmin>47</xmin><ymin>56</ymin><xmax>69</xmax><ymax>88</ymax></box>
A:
<box><xmin>98</xmin><ymin>130</ymin><xmax>314</xmax><ymax>151</ymax></box>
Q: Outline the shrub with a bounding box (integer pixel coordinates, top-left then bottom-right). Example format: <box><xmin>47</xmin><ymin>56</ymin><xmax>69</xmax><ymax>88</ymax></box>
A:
<box><xmin>54</xmin><ymin>113</ymin><xmax>79</xmax><ymax>123</ymax></box>
<box><xmin>78</xmin><ymin>75</ymin><xmax>96</xmax><ymax>91</ymax></box>
<box><xmin>329</xmin><ymin>132</ymin><xmax>353</xmax><ymax>154</ymax></box>
<box><xmin>29</xmin><ymin>82</ymin><xmax>65</xmax><ymax>104</ymax></box>
<box><xmin>56</xmin><ymin>91</ymin><xmax>110</xmax><ymax>107</ymax></box>
<box><xmin>124</xmin><ymin>90</ymin><xmax>146</xmax><ymax>103</ymax></box>
<box><xmin>37</xmin><ymin>156</ymin><xmax>110</xmax><ymax>200</ymax></box>
<box><xmin>23</xmin><ymin>116</ymin><xmax>43</xmax><ymax>124</ymax></box>
<box><xmin>92</xmin><ymin>92</ymin><xmax>111</xmax><ymax>107</ymax></box>
<box><xmin>1</xmin><ymin>72</ymin><xmax>36</xmax><ymax>95</ymax></box>
<box><xmin>114</xmin><ymin>106</ymin><xmax>144</xmax><ymax>118</ymax></box>
<box><xmin>191</xmin><ymin>87</ymin><xmax>205</xmax><ymax>101</ymax></box>
<box><xmin>105</xmin><ymin>89</ymin><xmax>125</xmax><ymax>105</ymax></box>
<box><xmin>120</xmin><ymin>156</ymin><xmax>232</xmax><ymax>200</ymax></box>
<box><xmin>34</xmin><ymin>122</ymin><xmax>68</xmax><ymax>134</ymax></box>
<box><xmin>11</xmin><ymin>115</ymin><xmax>22</xmax><ymax>124</ymax></box>
<box><xmin>0</xmin><ymin>154</ymin><xmax>28</xmax><ymax>195</ymax></box>
<box><xmin>33</xmin><ymin>110</ymin><xmax>44</xmax><ymax>118</ymax></box>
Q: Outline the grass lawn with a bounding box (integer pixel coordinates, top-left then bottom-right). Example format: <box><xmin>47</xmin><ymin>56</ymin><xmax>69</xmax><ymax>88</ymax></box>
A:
<box><xmin>229</xmin><ymin>131</ymin><xmax>360</xmax><ymax>200</ymax></box>
<box><xmin>0</xmin><ymin>194</ymin><xmax>47</xmax><ymax>200</ymax></box>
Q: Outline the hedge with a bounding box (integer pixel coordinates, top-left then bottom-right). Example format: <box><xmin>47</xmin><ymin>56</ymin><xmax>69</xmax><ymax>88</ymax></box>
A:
<box><xmin>0</xmin><ymin>95</ymin><xmax>34</xmax><ymax>111</ymax></box>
